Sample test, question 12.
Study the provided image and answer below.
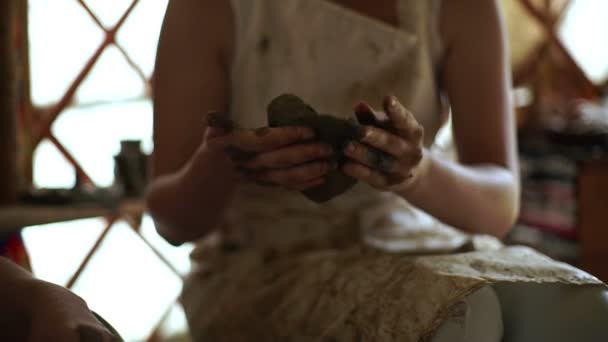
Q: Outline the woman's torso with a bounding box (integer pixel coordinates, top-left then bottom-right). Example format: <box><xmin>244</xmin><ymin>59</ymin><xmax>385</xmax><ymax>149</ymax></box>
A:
<box><xmin>193</xmin><ymin>0</ymin><xmax>468</xmax><ymax>261</ymax></box>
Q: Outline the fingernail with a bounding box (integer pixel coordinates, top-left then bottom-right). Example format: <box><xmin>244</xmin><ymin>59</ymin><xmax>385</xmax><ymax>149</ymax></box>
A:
<box><xmin>387</xmin><ymin>96</ymin><xmax>398</xmax><ymax>110</ymax></box>
<box><xmin>355</xmin><ymin>102</ymin><xmax>374</xmax><ymax>115</ymax></box>
<box><xmin>342</xmin><ymin>140</ymin><xmax>355</xmax><ymax>153</ymax></box>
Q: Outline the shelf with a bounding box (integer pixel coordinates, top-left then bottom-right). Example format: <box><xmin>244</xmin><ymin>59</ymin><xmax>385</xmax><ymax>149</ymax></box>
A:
<box><xmin>0</xmin><ymin>199</ymin><xmax>145</xmax><ymax>234</ymax></box>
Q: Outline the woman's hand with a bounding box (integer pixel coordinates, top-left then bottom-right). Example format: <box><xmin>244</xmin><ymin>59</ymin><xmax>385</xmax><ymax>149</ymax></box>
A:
<box><xmin>342</xmin><ymin>95</ymin><xmax>426</xmax><ymax>191</ymax></box>
<box><xmin>26</xmin><ymin>280</ymin><xmax>119</xmax><ymax>342</ymax></box>
<box><xmin>204</xmin><ymin>113</ymin><xmax>335</xmax><ymax>191</ymax></box>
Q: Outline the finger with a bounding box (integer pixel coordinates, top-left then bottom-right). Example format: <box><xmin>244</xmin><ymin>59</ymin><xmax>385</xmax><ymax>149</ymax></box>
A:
<box><xmin>257</xmin><ymin>161</ymin><xmax>334</xmax><ymax>186</ymax></box>
<box><xmin>209</xmin><ymin>126</ymin><xmax>314</xmax><ymax>152</ymax></box>
<box><xmin>342</xmin><ymin>162</ymin><xmax>388</xmax><ymax>189</ymax></box>
<box><xmin>234</xmin><ymin>167</ymin><xmax>274</xmax><ymax>184</ymax></box>
<box><xmin>240</xmin><ymin>126</ymin><xmax>315</xmax><ymax>151</ymax></box>
<box><xmin>359</xmin><ymin>125</ymin><xmax>410</xmax><ymax>157</ymax></box>
<box><xmin>234</xmin><ymin>169</ymin><xmax>282</xmax><ymax>188</ymax></box>
<box><xmin>225</xmin><ymin>146</ymin><xmax>258</xmax><ymax>163</ymax></box>
<box><xmin>243</xmin><ymin>143</ymin><xmax>333</xmax><ymax>169</ymax></box>
<box><xmin>386</xmin><ymin>173</ymin><xmax>410</xmax><ymax>186</ymax></box>
<box><xmin>343</xmin><ymin>140</ymin><xmax>398</xmax><ymax>173</ymax></box>
<box><xmin>205</xmin><ymin>126</ymin><xmax>228</xmax><ymax>139</ymax></box>
<box><xmin>283</xmin><ymin>177</ymin><xmax>326</xmax><ymax>191</ymax></box>
<box><xmin>355</xmin><ymin>102</ymin><xmax>390</xmax><ymax>128</ymax></box>
<box><xmin>383</xmin><ymin>95</ymin><xmax>424</xmax><ymax>143</ymax></box>
<box><xmin>353</xmin><ymin>133</ymin><xmax>424</xmax><ymax>170</ymax></box>
<box><xmin>355</xmin><ymin>102</ymin><xmax>379</xmax><ymax>126</ymax></box>
<box><xmin>204</xmin><ymin>112</ymin><xmax>233</xmax><ymax>139</ymax></box>
<box><xmin>205</xmin><ymin>111</ymin><xmax>234</xmax><ymax>131</ymax></box>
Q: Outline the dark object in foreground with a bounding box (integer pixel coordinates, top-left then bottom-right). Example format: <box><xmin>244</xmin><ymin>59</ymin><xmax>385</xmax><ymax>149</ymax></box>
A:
<box><xmin>267</xmin><ymin>94</ymin><xmax>361</xmax><ymax>202</ymax></box>
<box><xmin>92</xmin><ymin>311</ymin><xmax>124</xmax><ymax>342</ymax></box>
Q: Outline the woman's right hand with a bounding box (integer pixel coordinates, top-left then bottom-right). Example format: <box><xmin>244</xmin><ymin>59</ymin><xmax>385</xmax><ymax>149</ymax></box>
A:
<box><xmin>204</xmin><ymin>113</ymin><xmax>335</xmax><ymax>191</ymax></box>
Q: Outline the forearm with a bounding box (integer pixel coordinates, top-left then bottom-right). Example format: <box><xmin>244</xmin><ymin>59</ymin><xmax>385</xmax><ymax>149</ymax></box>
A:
<box><xmin>398</xmin><ymin>150</ymin><xmax>520</xmax><ymax>238</ymax></box>
<box><xmin>0</xmin><ymin>257</ymin><xmax>35</xmax><ymax>339</ymax></box>
<box><xmin>146</xmin><ymin>146</ymin><xmax>238</xmax><ymax>245</ymax></box>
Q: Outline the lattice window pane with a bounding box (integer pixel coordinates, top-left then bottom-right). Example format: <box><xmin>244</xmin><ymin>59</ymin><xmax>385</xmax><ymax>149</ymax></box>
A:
<box><xmin>25</xmin><ymin>1</ymin><xmax>181</xmax><ymax>340</ymax></box>
<box><xmin>140</xmin><ymin>215</ymin><xmax>194</xmax><ymax>276</ymax></box>
<box><xmin>33</xmin><ymin>139</ymin><xmax>77</xmax><ymax>188</ymax></box>
<box><xmin>116</xmin><ymin>0</ymin><xmax>169</xmax><ymax>78</ymax></box>
<box><xmin>559</xmin><ymin>1</ymin><xmax>608</xmax><ymax>83</ymax></box>
<box><xmin>157</xmin><ymin>303</ymin><xmax>193</xmax><ymax>341</ymax></box>
<box><xmin>28</xmin><ymin>0</ymin><xmax>104</xmax><ymax>106</ymax></box>
<box><xmin>22</xmin><ymin>218</ymin><xmax>107</xmax><ymax>285</ymax></box>
<box><xmin>71</xmin><ymin>223</ymin><xmax>182</xmax><ymax>342</ymax></box>
<box><xmin>81</xmin><ymin>0</ymin><xmax>135</xmax><ymax>28</ymax></box>
<box><xmin>51</xmin><ymin>100</ymin><xmax>153</xmax><ymax>187</ymax></box>
<box><xmin>75</xmin><ymin>46</ymin><xmax>146</xmax><ymax>104</ymax></box>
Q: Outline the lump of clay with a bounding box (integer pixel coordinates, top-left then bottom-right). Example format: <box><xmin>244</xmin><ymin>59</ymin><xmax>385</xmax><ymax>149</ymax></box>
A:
<box><xmin>267</xmin><ymin>94</ymin><xmax>361</xmax><ymax>203</ymax></box>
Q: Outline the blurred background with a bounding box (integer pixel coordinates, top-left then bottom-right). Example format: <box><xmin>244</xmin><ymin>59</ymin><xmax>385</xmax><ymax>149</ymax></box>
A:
<box><xmin>1</xmin><ymin>1</ymin><xmax>607</xmax><ymax>341</ymax></box>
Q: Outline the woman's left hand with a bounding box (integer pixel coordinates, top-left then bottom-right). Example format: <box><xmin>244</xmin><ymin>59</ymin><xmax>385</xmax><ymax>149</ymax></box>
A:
<box><xmin>342</xmin><ymin>95</ymin><xmax>425</xmax><ymax>191</ymax></box>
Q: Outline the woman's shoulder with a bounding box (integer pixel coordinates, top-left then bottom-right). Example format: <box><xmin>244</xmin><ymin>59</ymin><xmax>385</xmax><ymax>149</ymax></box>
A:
<box><xmin>161</xmin><ymin>0</ymin><xmax>234</xmax><ymax>69</ymax></box>
<box><xmin>439</xmin><ymin>0</ymin><xmax>505</xmax><ymax>50</ymax></box>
